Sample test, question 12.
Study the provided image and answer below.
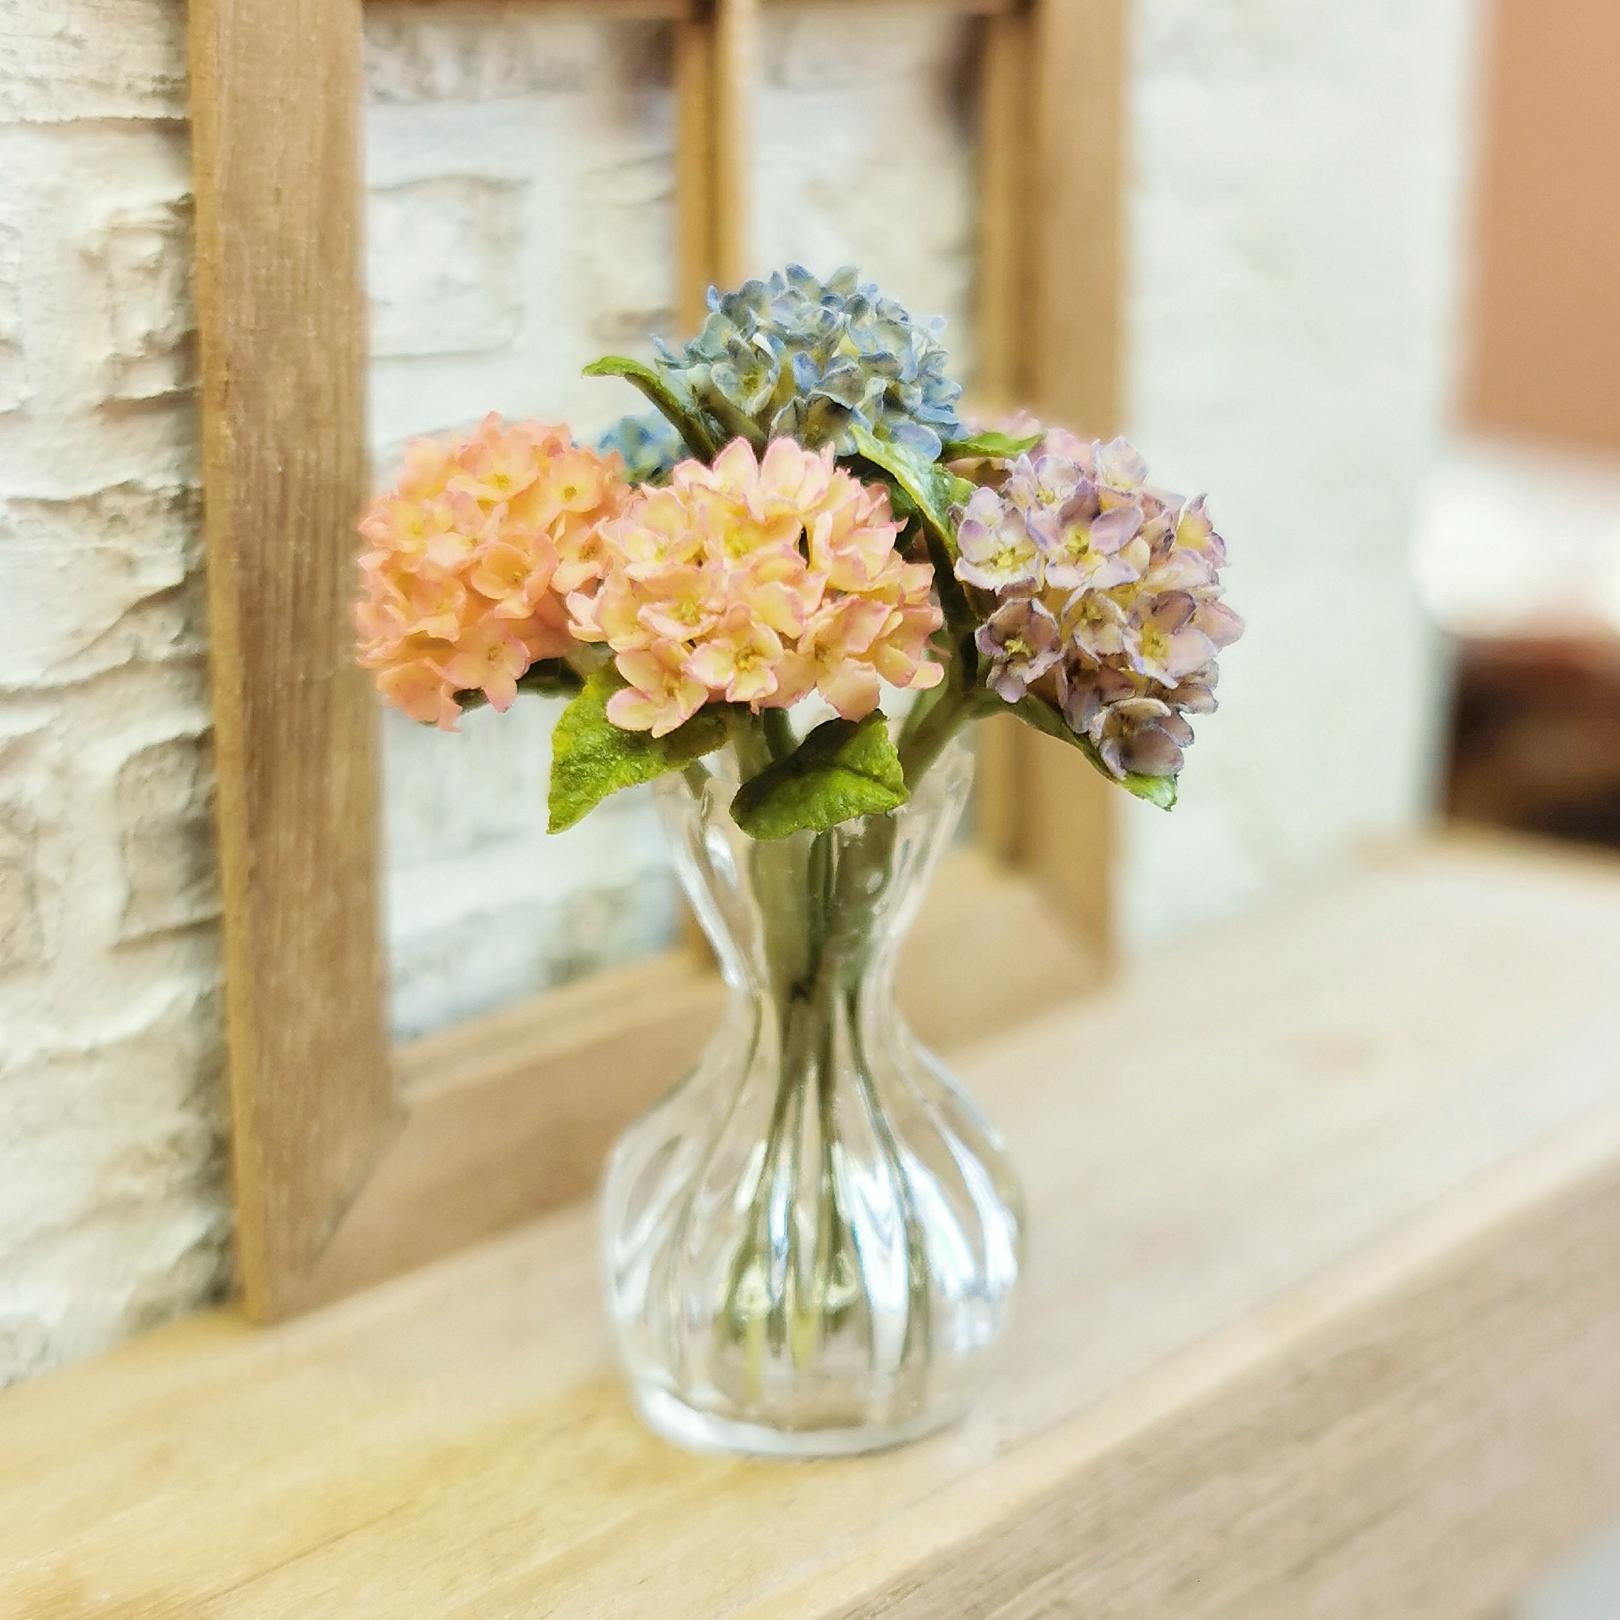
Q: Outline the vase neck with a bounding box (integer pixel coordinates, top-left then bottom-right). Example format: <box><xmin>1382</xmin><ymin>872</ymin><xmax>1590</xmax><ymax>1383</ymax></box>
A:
<box><xmin>655</xmin><ymin>734</ymin><xmax>974</xmax><ymax>1009</ymax></box>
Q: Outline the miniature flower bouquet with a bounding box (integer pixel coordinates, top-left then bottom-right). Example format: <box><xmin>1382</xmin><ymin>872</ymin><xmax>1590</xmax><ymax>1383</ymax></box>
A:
<box><xmin>356</xmin><ymin>266</ymin><xmax>1242</xmax><ymax>1456</ymax></box>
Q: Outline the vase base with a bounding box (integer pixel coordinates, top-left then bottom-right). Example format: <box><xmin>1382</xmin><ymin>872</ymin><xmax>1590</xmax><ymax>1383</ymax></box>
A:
<box><xmin>632</xmin><ymin>1385</ymin><xmax>967</xmax><ymax>1459</ymax></box>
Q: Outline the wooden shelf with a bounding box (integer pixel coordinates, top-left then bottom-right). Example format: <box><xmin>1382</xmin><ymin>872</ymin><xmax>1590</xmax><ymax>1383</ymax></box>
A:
<box><xmin>6</xmin><ymin>837</ymin><xmax>1620</xmax><ymax>1617</ymax></box>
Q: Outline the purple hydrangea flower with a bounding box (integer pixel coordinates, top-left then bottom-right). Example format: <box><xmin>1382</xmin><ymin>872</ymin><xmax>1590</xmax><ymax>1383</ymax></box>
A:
<box><xmin>955</xmin><ymin>424</ymin><xmax>1242</xmax><ymax>786</ymax></box>
<box><xmin>954</xmin><ymin>485</ymin><xmax>1040</xmax><ymax>593</ymax></box>
<box><xmin>1126</xmin><ymin>590</ymin><xmax>1218</xmax><ymax>685</ymax></box>
<box><xmin>975</xmin><ymin>597</ymin><xmax>1063</xmax><ymax>703</ymax></box>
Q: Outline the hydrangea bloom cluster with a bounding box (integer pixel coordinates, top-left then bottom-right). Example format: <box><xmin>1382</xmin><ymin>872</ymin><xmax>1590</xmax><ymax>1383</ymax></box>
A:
<box><xmin>356</xmin><ymin>266</ymin><xmax>1241</xmax><ymax>846</ymax></box>
<box><xmin>956</xmin><ymin>431</ymin><xmax>1243</xmax><ymax>780</ymax></box>
<box><xmin>568</xmin><ymin>438</ymin><xmax>943</xmax><ymax>736</ymax></box>
<box><xmin>654</xmin><ymin>265</ymin><xmax>964</xmax><ymax>460</ymax></box>
<box><xmin>354</xmin><ymin>414</ymin><xmax>627</xmax><ymax>729</ymax></box>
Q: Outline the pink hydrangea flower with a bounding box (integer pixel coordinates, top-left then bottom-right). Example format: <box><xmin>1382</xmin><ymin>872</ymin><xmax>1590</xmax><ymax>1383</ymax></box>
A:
<box><xmin>605</xmin><ymin>642</ymin><xmax>709</xmax><ymax>737</ymax></box>
<box><xmin>355</xmin><ymin>414</ymin><xmax>629</xmax><ymax>729</ymax></box>
<box><xmin>576</xmin><ymin>437</ymin><xmax>942</xmax><ymax>731</ymax></box>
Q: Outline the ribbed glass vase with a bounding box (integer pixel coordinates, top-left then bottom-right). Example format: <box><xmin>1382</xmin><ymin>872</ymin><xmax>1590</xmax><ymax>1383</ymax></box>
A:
<box><xmin>600</xmin><ymin>737</ymin><xmax>1024</xmax><ymax>1456</ymax></box>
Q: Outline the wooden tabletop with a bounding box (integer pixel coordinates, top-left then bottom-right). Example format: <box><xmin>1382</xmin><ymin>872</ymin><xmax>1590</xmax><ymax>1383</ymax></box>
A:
<box><xmin>6</xmin><ymin>838</ymin><xmax>1620</xmax><ymax>1619</ymax></box>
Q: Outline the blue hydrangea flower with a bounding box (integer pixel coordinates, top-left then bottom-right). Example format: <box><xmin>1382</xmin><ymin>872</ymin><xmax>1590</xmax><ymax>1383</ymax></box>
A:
<box><xmin>596</xmin><ymin>412</ymin><xmax>683</xmax><ymax>485</ymax></box>
<box><xmin>654</xmin><ymin>265</ymin><xmax>965</xmax><ymax>461</ymax></box>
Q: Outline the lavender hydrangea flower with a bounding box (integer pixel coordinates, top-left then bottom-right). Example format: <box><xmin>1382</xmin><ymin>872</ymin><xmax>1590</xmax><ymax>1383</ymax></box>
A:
<box><xmin>975</xmin><ymin>597</ymin><xmax>1062</xmax><ymax>702</ymax></box>
<box><xmin>1031</xmin><ymin>484</ymin><xmax>1144</xmax><ymax>594</ymax></box>
<box><xmin>954</xmin><ymin>427</ymin><xmax>1242</xmax><ymax>786</ymax></box>
<box><xmin>954</xmin><ymin>486</ymin><xmax>1041</xmax><ymax>593</ymax></box>
<box><xmin>1057</xmin><ymin>658</ymin><xmax>1196</xmax><ymax>780</ymax></box>
<box><xmin>1126</xmin><ymin>591</ymin><xmax>1218</xmax><ymax>685</ymax></box>
<box><xmin>654</xmin><ymin>265</ymin><xmax>965</xmax><ymax>459</ymax></box>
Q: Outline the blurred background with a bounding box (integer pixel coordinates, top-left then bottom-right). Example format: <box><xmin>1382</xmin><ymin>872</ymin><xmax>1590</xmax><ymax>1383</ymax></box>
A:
<box><xmin>1</xmin><ymin>0</ymin><xmax>1617</xmax><ymax>1606</ymax></box>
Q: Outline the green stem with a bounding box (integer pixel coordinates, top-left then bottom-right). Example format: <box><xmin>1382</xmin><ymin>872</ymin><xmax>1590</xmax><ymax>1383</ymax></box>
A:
<box><xmin>762</xmin><ymin>705</ymin><xmax>796</xmax><ymax>763</ymax></box>
<box><xmin>897</xmin><ymin>679</ymin><xmax>980</xmax><ymax>788</ymax></box>
<box><xmin>730</xmin><ymin>710</ymin><xmax>774</xmax><ymax>782</ymax></box>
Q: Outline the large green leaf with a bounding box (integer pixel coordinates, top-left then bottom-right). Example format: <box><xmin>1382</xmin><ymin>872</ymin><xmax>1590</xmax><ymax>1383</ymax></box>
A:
<box><xmin>730</xmin><ymin>712</ymin><xmax>909</xmax><ymax>840</ymax></box>
<box><xmin>1011</xmin><ymin>692</ymin><xmax>1178</xmax><ymax>811</ymax></box>
<box><xmin>582</xmin><ymin>355</ymin><xmax>718</xmax><ymax>460</ymax></box>
<box><xmin>940</xmin><ymin>429</ymin><xmax>1042</xmax><ymax>461</ymax></box>
<box><xmin>547</xmin><ymin>668</ymin><xmax>729</xmax><ymax>833</ymax></box>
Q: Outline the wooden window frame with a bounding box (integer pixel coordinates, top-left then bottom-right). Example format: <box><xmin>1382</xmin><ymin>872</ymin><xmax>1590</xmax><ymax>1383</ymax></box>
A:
<box><xmin>189</xmin><ymin>0</ymin><xmax>1125</xmax><ymax>1320</ymax></box>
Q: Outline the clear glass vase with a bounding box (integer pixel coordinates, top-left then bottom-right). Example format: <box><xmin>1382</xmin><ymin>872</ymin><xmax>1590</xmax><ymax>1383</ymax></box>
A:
<box><xmin>600</xmin><ymin>736</ymin><xmax>1024</xmax><ymax>1456</ymax></box>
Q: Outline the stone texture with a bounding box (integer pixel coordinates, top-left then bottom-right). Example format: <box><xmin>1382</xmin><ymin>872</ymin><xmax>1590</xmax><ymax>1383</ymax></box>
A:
<box><xmin>369</xmin><ymin>176</ymin><xmax>524</xmax><ymax>358</ymax></box>
<box><xmin>1117</xmin><ymin>0</ymin><xmax>1482</xmax><ymax>949</ymax></box>
<box><xmin>0</xmin><ymin>982</ymin><xmax>227</xmax><ymax>1384</ymax></box>
<box><xmin>0</xmin><ymin>800</ymin><xmax>43</xmax><ymax>972</ymax></box>
<box><xmin>84</xmin><ymin>195</ymin><xmax>196</xmax><ymax>401</ymax></box>
<box><xmin>0</xmin><ymin>720</ymin><xmax>59</xmax><ymax>976</ymax></box>
<box><xmin>0</xmin><ymin>219</ymin><xmax>25</xmax><ymax>412</ymax></box>
<box><xmin>364</xmin><ymin>8</ymin><xmax>666</xmax><ymax>106</ymax></box>
<box><xmin>0</xmin><ymin>482</ymin><xmax>204</xmax><ymax>689</ymax></box>
<box><xmin>0</xmin><ymin>2</ymin><xmax>221</xmax><ymax>1387</ymax></box>
<box><xmin>115</xmin><ymin>729</ymin><xmax>218</xmax><ymax>944</ymax></box>
<box><xmin>0</xmin><ymin>0</ymin><xmax>187</xmax><ymax>124</ymax></box>
<box><xmin>754</xmin><ymin>7</ymin><xmax>978</xmax><ymax>382</ymax></box>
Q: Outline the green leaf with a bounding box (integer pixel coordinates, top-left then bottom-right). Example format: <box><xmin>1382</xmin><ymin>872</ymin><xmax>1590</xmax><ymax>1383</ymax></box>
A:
<box><xmin>1010</xmin><ymin>692</ymin><xmax>1178</xmax><ymax>811</ymax></box>
<box><xmin>939</xmin><ymin>429</ymin><xmax>1042</xmax><ymax>461</ymax></box>
<box><xmin>701</xmin><ymin>387</ymin><xmax>768</xmax><ymax>449</ymax></box>
<box><xmin>582</xmin><ymin>355</ymin><xmax>718</xmax><ymax>460</ymax></box>
<box><xmin>847</xmin><ymin>423</ymin><xmax>973</xmax><ymax>560</ymax></box>
<box><xmin>547</xmin><ymin>669</ymin><xmax>729</xmax><ymax>833</ymax></box>
<box><xmin>731</xmin><ymin>713</ymin><xmax>909</xmax><ymax>841</ymax></box>
<box><xmin>846</xmin><ymin>422</ymin><xmax>979</xmax><ymax>662</ymax></box>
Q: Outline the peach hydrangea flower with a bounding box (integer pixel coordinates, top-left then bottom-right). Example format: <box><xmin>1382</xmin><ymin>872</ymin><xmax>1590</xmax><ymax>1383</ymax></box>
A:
<box><xmin>572</xmin><ymin>437</ymin><xmax>943</xmax><ymax>731</ymax></box>
<box><xmin>355</xmin><ymin>414</ymin><xmax>629</xmax><ymax>729</ymax></box>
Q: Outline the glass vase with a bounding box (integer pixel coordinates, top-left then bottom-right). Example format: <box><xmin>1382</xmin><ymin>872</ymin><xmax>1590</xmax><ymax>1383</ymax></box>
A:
<box><xmin>600</xmin><ymin>735</ymin><xmax>1024</xmax><ymax>1457</ymax></box>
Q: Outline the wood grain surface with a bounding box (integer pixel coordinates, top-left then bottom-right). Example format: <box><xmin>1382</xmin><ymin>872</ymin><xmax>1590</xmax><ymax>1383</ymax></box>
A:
<box><xmin>6</xmin><ymin>838</ymin><xmax>1619</xmax><ymax>1617</ymax></box>
<box><xmin>190</xmin><ymin>0</ymin><xmax>397</xmax><ymax>1322</ymax></box>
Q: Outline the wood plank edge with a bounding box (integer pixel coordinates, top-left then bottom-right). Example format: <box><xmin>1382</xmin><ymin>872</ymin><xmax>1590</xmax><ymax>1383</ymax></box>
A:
<box><xmin>753</xmin><ymin>1101</ymin><xmax>1620</xmax><ymax>1618</ymax></box>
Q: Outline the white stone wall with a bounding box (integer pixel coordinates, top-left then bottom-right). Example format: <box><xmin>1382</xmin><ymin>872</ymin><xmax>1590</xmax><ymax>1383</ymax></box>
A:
<box><xmin>1118</xmin><ymin>0</ymin><xmax>1482</xmax><ymax>945</ymax></box>
<box><xmin>364</xmin><ymin>10</ymin><xmax>685</xmax><ymax>1035</ymax></box>
<box><xmin>0</xmin><ymin>0</ymin><xmax>228</xmax><ymax>1384</ymax></box>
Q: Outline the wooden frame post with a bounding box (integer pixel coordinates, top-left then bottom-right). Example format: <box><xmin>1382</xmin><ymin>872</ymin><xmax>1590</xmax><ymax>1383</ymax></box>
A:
<box><xmin>190</xmin><ymin>0</ymin><xmax>398</xmax><ymax>1318</ymax></box>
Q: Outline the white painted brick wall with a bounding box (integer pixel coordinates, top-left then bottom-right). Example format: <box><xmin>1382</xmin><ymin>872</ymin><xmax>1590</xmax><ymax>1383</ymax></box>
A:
<box><xmin>0</xmin><ymin>0</ymin><xmax>227</xmax><ymax>1384</ymax></box>
<box><xmin>363</xmin><ymin>9</ymin><xmax>686</xmax><ymax>1036</ymax></box>
<box><xmin>1</xmin><ymin>0</ymin><xmax>1482</xmax><ymax>1384</ymax></box>
<box><xmin>1118</xmin><ymin>0</ymin><xmax>1482</xmax><ymax>945</ymax></box>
